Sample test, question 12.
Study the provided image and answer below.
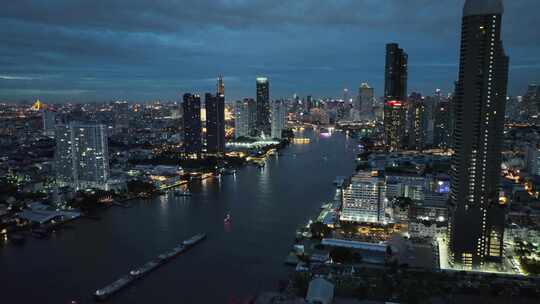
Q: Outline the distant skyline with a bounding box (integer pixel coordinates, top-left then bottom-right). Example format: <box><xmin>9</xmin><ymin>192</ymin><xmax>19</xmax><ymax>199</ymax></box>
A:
<box><xmin>1</xmin><ymin>0</ymin><xmax>540</xmax><ymax>102</ymax></box>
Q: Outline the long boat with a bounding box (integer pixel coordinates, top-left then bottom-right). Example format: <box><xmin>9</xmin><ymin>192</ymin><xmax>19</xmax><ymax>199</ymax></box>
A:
<box><xmin>94</xmin><ymin>233</ymin><xmax>206</xmax><ymax>301</ymax></box>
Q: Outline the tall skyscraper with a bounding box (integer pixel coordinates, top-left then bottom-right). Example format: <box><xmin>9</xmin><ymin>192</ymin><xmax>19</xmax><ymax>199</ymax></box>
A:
<box><xmin>340</xmin><ymin>171</ymin><xmax>387</xmax><ymax>224</ymax></box>
<box><xmin>217</xmin><ymin>75</ymin><xmax>225</xmax><ymax>96</ymax></box>
<box><xmin>54</xmin><ymin>123</ymin><xmax>110</xmax><ymax>189</ymax></box>
<box><xmin>306</xmin><ymin>95</ymin><xmax>313</xmax><ymax>113</ymax></box>
<box><xmin>205</xmin><ymin>92</ymin><xmax>225</xmax><ymax>155</ymax></box>
<box><xmin>234</xmin><ymin>98</ymin><xmax>256</xmax><ymax>139</ymax></box>
<box><xmin>359</xmin><ymin>83</ymin><xmax>374</xmax><ymax>113</ymax></box>
<box><xmin>384</xmin><ymin>43</ymin><xmax>408</xmax><ymax>151</ymax></box>
<box><xmin>271</xmin><ymin>100</ymin><xmax>286</xmax><ymax>139</ymax></box>
<box><xmin>408</xmin><ymin>92</ymin><xmax>426</xmax><ymax>151</ymax></box>
<box><xmin>434</xmin><ymin>100</ymin><xmax>452</xmax><ymax>149</ymax></box>
<box><xmin>449</xmin><ymin>0</ymin><xmax>509</xmax><ymax>269</ymax></box>
<box><xmin>182</xmin><ymin>93</ymin><xmax>202</xmax><ymax>155</ymax></box>
<box><xmin>55</xmin><ymin>124</ymin><xmax>74</xmax><ymax>184</ymax></box>
<box><xmin>256</xmin><ymin>77</ymin><xmax>270</xmax><ymax>137</ymax></box>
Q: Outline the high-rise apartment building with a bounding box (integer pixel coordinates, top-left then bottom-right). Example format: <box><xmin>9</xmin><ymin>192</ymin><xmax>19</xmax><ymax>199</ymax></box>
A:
<box><xmin>182</xmin><ymin>93</ymin><xmax>202</xmax><ymax>155</ymax></box>
<box><xmin>384</xmin><ymin>43</ymin><xmax>408</xmax><ymax>151</ymax></box>
<box><xmin>205</xmin><ymin>92</ymin><xmax>225</xmax><ymax>154</ymax></box>
<box><xmin>271</xmin><ymin>100</ymin><xmax>286</xmax><ymax>139</ymax></box>
<box><xmin>54</xmin><ymin>123</ymin><xmax>110</xmax><ymax>189</ymax></box>
<box><xmin>256</xmin><ymin>77</ymin><xmax>270</xmax><ymax>137</ymax></box>
<box><xmin>449</xmin><ymin>0</ymin><xmax>509</xmax><ymax>269</ymax></box>
<box><xmin>234</xmin><ymin>98</ymin><xmax>256</xmax><ymax>139</ymax></box>
<box><xmin>434</xmin><ymin>100</ymin><xmax>452</xmax><ymax>149</ymax></box>
<box><xmin>408</xmin><ymin>92</ymin><xmax>426</xmax><ymax>151</ymax></box>
<box><xmin>42</xmin><ymin>109</ymin><xmax>56</xmax><ymax>137</ymax></box>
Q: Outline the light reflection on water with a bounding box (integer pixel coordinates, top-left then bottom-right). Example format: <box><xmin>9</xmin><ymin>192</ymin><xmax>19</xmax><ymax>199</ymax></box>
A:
<box><xmin>1</xmin><ymin>129</ymin><xmax>358</xmax><ymax>304</ymax></box>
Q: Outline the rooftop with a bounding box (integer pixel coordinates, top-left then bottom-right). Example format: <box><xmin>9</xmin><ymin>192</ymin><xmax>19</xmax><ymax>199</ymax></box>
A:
<box><xmin>464</xmin><ymin>0</ymin><xmax>503</xmax><ymax>17</ymax></box>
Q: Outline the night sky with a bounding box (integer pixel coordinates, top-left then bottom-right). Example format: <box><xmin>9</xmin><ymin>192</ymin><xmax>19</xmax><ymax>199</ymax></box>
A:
<box><xmin>1</xmin><ymin>0</ymin><xmax>539</xmax><ymax>102</ymax></box>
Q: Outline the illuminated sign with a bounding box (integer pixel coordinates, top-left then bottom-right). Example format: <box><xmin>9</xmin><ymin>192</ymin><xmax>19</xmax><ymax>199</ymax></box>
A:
<box><xmin>385</xmin><ymin>100</ymin><xmax>403</xmax><ymax>107</ymax></box>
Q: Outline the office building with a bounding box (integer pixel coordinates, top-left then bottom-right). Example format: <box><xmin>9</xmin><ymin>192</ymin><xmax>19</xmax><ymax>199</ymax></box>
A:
<box><xmin>182</xmin><ymin>93</ymin><xmax>202</xmax><ymax>155</ymax></box>
<box><xmin>449</xmin><ymin>0</ymin><xmax>509</xmax><ymax>269</ymax></box>
<box><xmin>384</xmin><ymin>43</ymin><xmax>408</xmax><ymax>151</ymax></box>
<box><xmin>54</xmin><ymin>125</ymin><xmax>74</xmax><ymax>184</ymax></box>
<box><xmin>341</xmin><ymin>171</ymin><xmax>388</xmax><ymax>224</ymax></box>
<box><xmin>271</xmin><ymin>100</ymin><xmax>286</xmax><ymax>139</ymax></box>
<box><xmin>256</xmin><ymin>77</ymin><xmax>270</xmax><ymax>137</ymax></box>
<box><xmin>205</xmin><ymin>92</ymin><xmax>225</xmax><ymax>154</ymax></box>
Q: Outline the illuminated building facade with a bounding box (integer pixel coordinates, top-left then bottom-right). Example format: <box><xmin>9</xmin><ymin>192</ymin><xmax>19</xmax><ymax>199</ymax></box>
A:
<box><xmin>256</xmin><ymin>77</ymin><xmax>270</xmax><ymax>137</ymax></box>
<box><xmin>235</xmin><ymin>98</ymin><xmax>256</xmax><ymax>139</ymax></box>
<box><xmin>449</xmin><ymin>0</ymin><xmax>509</xmax><ymax>269</ymax></box>
<box><xmin>271</xmin><ymin>100</ymin><xmax>286</xmax><ymax>139</ymax></box>
<box><xmin>54</xmin><ymin>123</ymin><xmax>110</xmax><ymax>189</ymax></box>
<box><xmin>205</xmin><ymin>92</ymin><xmax>225</xmax><ymax>155</ymax></box>
<box><xmin>408</xmin><ymin>92</ymin><xmax>426</xmax><ymax>151</ymax></box>
<box><xmin>384</xmin><ymin>43</ymin><xmax>408</xmax><ymax>151</ymax></box>
<box><xmin>434</xmin><ymin>100</ymin><xmax>452</xmax><ymax>149</ymax></box>
<box><xmin>341</xmin><ymin>172</ymin><xmax>388</xmax><ymax>224</ymax></box>
<box><xmin>182</xmin><ymin>93</ymin><xmax>202</xmax><ymax>155</ymax></box>
<box><xmin>217</xmin><ymin>74</ymin><xmax>225</xmax><ymax>96</ymax></box>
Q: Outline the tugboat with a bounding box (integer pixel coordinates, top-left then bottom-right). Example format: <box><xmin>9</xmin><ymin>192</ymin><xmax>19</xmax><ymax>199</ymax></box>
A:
<box><xmin>224</xmin><ymin>214</ymin><xmax>231</xmax><ymax>223</ymax></box>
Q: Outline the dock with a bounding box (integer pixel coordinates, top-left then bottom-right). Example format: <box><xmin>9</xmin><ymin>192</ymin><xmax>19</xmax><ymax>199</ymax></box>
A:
<box><xmin>94</xmin><ymin>233</ymin><xmax>206</xmax><ymax>301</ymax></box>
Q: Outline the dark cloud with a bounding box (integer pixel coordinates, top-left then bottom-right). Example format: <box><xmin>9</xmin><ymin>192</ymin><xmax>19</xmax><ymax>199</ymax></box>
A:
<box><xmin>0</xmin><ymin>0</ymin><xmax>539</xmax><ymax>102</ymax></box>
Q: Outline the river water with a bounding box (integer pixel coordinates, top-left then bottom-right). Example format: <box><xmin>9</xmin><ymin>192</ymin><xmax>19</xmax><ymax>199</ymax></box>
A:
<box><xmin>0</xmin><ymin>129</ymin><xmax>357</xmax><ymax>304</ymax></box>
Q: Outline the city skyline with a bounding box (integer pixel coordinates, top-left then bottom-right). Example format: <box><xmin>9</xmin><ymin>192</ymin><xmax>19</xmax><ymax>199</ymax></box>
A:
<box><xmin>3</xmin><ymin>1</ymin><xmax>540</xmax><ymax>302</ymax></box>
<box><xmin>1</xmin><ymin>0</ymin><xmax>540</xmax><ymax>102</ymax></box>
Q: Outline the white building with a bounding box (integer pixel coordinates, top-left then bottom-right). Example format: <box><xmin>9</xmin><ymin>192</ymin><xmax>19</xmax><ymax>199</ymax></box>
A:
<box><xmin>54</xmin><ymin>123</ymin><xmax>110</xmax><ymax>190</ymax></box>
<box><xmin>341</xmin><ymin>171</ymin><xmax>388</xmax><ymax>224</ymax></box>
<box><xmin>234</xmin><ymin>98</ymin><xmax>256</xmax><ymax>139</ymax></box>
<box><xmin>271</xmin><ymin>100</ymin><xmax>286</xmax><ymax>139</ymax></box>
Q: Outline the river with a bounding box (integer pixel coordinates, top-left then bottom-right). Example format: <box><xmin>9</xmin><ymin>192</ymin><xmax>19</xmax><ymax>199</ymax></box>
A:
<box><xmin>0</xmin><ymin>129</ymin><xmax>357</xmax><ymax>303</ymax></box>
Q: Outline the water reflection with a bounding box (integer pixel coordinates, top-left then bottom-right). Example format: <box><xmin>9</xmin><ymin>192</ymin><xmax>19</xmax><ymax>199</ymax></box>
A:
<box><xmin>1</xmin><ymin>130</ymin><xmax>357</xmax><ymax>304</ymax></box>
